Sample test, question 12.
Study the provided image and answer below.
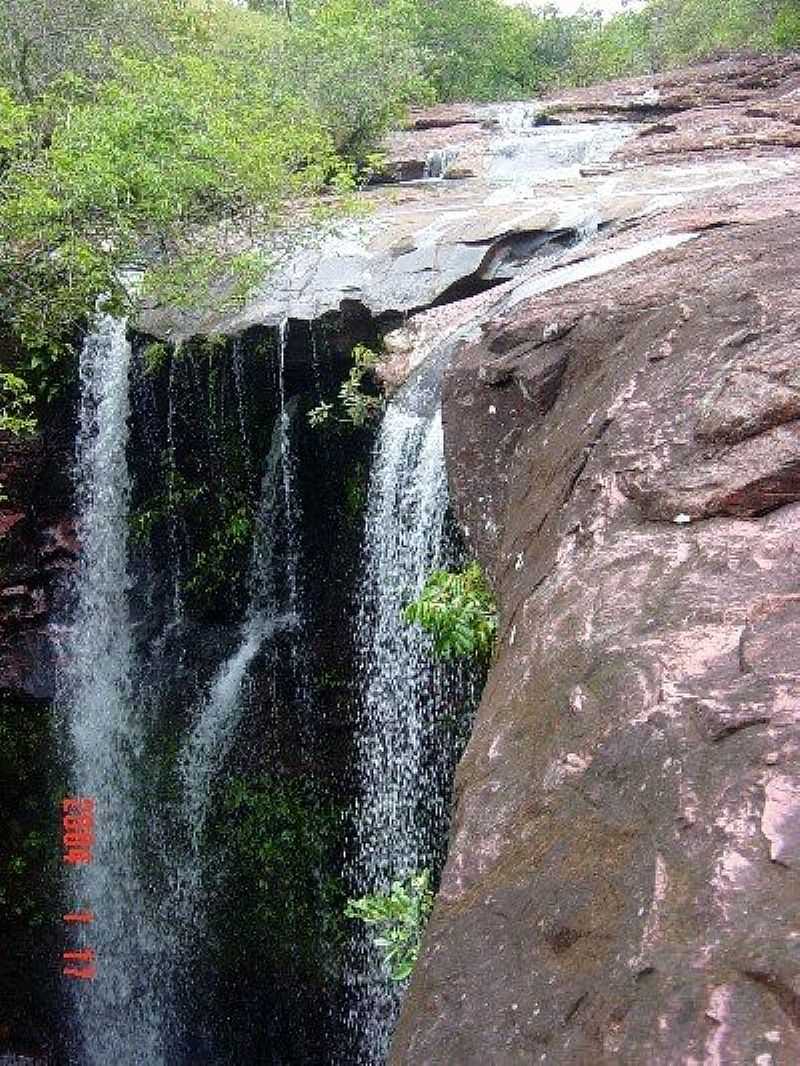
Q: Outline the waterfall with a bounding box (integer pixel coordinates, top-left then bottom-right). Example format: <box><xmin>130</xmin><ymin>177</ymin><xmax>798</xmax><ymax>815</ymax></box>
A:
<box><xmin>61</xmin><ymin>318</ymin><xmax>310</xmax><ymax>1063</ymax></box>
<box><xmin>61</xmin><ymin>314</ymin><xmax>170</xmax><ymax>1065</ymax></box>
<box><xmin>346</xmin><ymin>354</ymin><xmax>463</xmax><ymax>1064</ymax></box>
<box><xmin>423</xmin><ymin>147</ymin><xmax>459</xmax><ymax>179</ymax></box>
<box><xmin>275</xmin><ymin>321</ymin><xmax>304</xmax><ymax>646</ymax></box>
<box><xmin>354</xmin><ymin>410</ymin><xmax>447</xmax><ymax>878</ymax></box>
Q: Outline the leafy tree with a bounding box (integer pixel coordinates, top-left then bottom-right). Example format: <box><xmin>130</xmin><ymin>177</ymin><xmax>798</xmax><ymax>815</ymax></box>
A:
<box><xmin>0</xmin><ymin>0</ymin><xmax>185</xmax><ymax>101</ymax></box>
<box><xmin>389</xmin><ymin>0</ymin><xmax>563</xmax><ymax>100</ymax></box>
<box><xmin>566</xmin><ymin>10</ymin><xmax>656</xmax><ymax>85</ymax></box>
<box><xmin>773</xmin><ymin>2</ymin><xmax>800</xmax><ymax>45</ymax></box>
<box><xmin>277</xmin><ymin>0</ymin><xmax>431</xmax><ymax>157</ymax></box>
<box><xmin>0</xmin><ymin>372</ymin><xmax>36</xmax><ymax>435</ymax></box>
<box><xmin>404</xmin><ymin>561</ymin><xmax>497</xmax><ymax>661</ymax></box>
<box><xmin>0</xmin><ymin>8</ymin><xmax>353</xmax><ymax>373</ymax></box>
<box><xmin>641</xmin><ymin>0</ymin><xmax>785</xmax><ymax>65</ymax></box>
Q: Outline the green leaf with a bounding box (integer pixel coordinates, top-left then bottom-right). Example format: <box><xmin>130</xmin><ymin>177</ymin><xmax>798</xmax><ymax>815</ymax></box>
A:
<box><xmin>404</xmin><ymin>562</ymin><xmax>496</xmax><ymax>662</ymax></box>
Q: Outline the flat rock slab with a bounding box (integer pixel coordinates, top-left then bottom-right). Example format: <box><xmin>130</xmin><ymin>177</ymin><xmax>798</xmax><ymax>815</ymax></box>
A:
<box><xmin>137</xmin><ymin>53</ymin><xmax>800</xmax><ymax>344</ymax></box>
<box><xmin>543</xmin><ymin>52</ymin><xmax>800</xmax><ymax>122</ymax></box>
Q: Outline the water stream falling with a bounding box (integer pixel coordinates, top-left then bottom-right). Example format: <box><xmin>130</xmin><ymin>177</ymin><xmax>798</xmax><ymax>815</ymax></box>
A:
<box><xmin>61</xmin><ymin>318</ymin><xmax>310</xmax><ymax>1064</ymax></box>
<box><xmin>423</xmin><ymin>147</ymin><xmax>459</xmax><ymax>179</ymax></box>
<box><xmin>173</xmin><ymin>322</ymin><xmax>306</xmax><ymax>1001</ymax></box>
<box><xmin>345</xmin><ymin>350</ymin><xmax>468</xmax><ymax>1065</ymax></box>
<box><xmin>177</xmin><ymin>413</ymin><xmax>285</xmax><ymax>855</ymax></box>
<box><xmin>61</xmin><ymin>314</ymin><xmax>170</xmax><ymax>1065</ymax></box>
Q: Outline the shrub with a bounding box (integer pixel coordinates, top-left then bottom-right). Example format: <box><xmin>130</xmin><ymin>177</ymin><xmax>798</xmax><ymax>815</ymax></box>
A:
<box><xmin>345</xmin><ymin>869</ymin><xmax>433</xmax><ymax>982</ymax></box>
<box><xmin>0</xmin><ymin>371</ymin><xmax>36</xmax><ymax>435</ymax></box>
<box><xmin>404</xmin><ymin>561</ymin><xmax>497</xmax><ymax>661</ymax></box>
<box><xmin>643</xmin><ymin>0</ymin><xmax>777</xmax><ymax>65</ymax></box>
<box><xmin>308</xmin><ymin>344</ymin><xmax>384</xmax><ymax>428</ymax></box>
<box><xmin>773</xmin><ymin>2</ymin><xmax>800</xmax><ymax>46</ymax></box>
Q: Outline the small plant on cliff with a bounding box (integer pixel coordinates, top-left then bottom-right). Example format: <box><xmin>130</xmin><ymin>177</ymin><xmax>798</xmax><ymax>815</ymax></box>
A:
<box><xmin>308</xmin><ymin>344</ymin><xmax>384</xmax><ymax>429</ymax></box>
<box><xmin>0</xmin><ymin>372</ymin><xmax>36</xmax><ymax>503</ymax></box>
<box><xmin>345</xmin><ymin>869</ymin><xmax>433</xmax><ymax>982</ymax></box>
<box><xmin>0</xmin><ymin>372</ymin><xmax>36</xmax><ymax>436</ymax></box>
<box><xmin>404</xmin><ymin>561</ymin><xmax>497</xmax><ymax>660</ymax></box>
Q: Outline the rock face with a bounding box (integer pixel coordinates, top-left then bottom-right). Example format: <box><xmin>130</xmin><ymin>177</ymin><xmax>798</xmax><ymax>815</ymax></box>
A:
<box><xmin>544</xmin><ymin>51</ymin><xmax>800</xmax><ymax>126</ymax></box>
<box><xmin>138</xmin><ymin>53</ymin><xmax>800</xmax><ymax>358</ymax></box>
<box><xmin>0</xmin><ymin>425</ymin><xmax>75</xmax><ymax>699</ymax></box>
<box><xmin>391</xmin><ymin>60</ymin><xmax>800</xmax><ymax>1066</ymax></box>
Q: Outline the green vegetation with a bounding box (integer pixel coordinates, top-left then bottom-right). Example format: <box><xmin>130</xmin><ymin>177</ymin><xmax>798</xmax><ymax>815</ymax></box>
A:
<box><xmin>405</xmin><ymin>561</ymin><xmax>497</xmax><ymax>661</ymax></box>
<box><xmin>0</xmin><ymin>0</ymin><xmax>420</xmax><ymax>392</ymax></box>
<box><xmin>342</xmin><ymin>461</ymin><xmax>369</xmax><ymax>524</ymax></box>
<box><xmin>0</xmin><ymin>371</ymin><xmax>36</xmax><ymax>435</ymax></box>
<box><xmin>130</xmin><ymin>448</ymin><xmax>257</xmax><ymax>615</ymax></box>
<box><xmin>308</xmin><ymin>344</ymin><xmax>383</xmax><ymax>429</ymax></box>
<box><xmin>640</xmin><ymin>0</ymin><xmax>799</xmax><ymax>68</ymax></box>
<box><xmin>0</xmin><ymin>700</ymin><xmax>57</xmax><ymax>926</ymax></box>
<box><xmin>0</xmin><ymin>371</ymin><xmax>36</xmax><ymax>500</ymax></box>
<box><xmin>345</xmin><ymin>868</ymin><xmax>434</xmax><ymax>982</ymax></box>
<box><xmin>185</xmin><ymin>495</ymin><xmax>254</xmax><ymax>604</ymax></box>
<box><xmin>130</xmin><ymin>463</ymin><xmax>205</xmax><ymax>544</ymax></box>
<box><xmin>212</xmin><ymin>774</ymin><xmax>346</xmax><ymax>977</ymax></box>
<box><xmin>553</xmin><ymin>0</ymin><xmax>800</xmax><ymax>86</ymax></box>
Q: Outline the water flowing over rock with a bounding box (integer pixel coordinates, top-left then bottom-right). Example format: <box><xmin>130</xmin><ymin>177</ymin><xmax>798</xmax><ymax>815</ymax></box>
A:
<box><xmin>175</xmin><ymin>396</ymin><xmax>296</xmax><ymax>907</ymax></box>
<box><xmin>60</xmin><ymin>315</ymin><xmax>169</xmax><ymax>1065</ymax></box>
<box><xmin>33</xmin><ymin>320</ymin><xmax>338</xmax><ymax>1063</ymax></box>
<box><xmin>345</xmin><ymin>350</ymin><xmax>474</xmax><ymax>1065</ymax></box>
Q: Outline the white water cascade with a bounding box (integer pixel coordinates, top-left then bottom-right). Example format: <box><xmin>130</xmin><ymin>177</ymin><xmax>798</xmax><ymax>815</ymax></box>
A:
<box><xmin>423</xmin><ymin>147</ymin><xmax>459</xmax><ymax>179</ymax></box>
<box><xmin>177</xmin><ymin>413</ymin><xmax>287</xmax><ymax>855</ymax></box>
<box><xmin>346</xmin><ymin>354</ymin><xmax>462</xmax><ymax>1064</ymax></box>
<box><xmin>61</xmin><ymin>315</ymin><xmax>170</xmax><ymax>1065</ymax></box>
